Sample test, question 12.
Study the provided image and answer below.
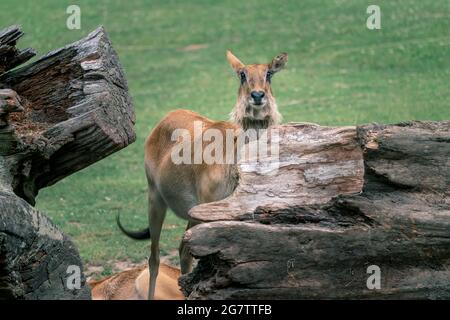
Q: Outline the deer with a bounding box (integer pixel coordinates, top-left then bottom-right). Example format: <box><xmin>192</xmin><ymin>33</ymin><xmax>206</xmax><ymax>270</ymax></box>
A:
<box><xmin>89</xmin><ymin>263</ymin><xmax>184</xmax><ymax>300</ymax></box>
<box><xmin>117</xmin><ymin>50</ymin><xmax>288</xmax><ymax>299</ymax></box>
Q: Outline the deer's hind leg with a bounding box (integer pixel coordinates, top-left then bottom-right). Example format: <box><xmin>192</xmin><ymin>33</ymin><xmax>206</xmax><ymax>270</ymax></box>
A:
<box><xmin>147</xmin><ymin>187</ymin><xmax>167</xmax><ymax>300</ymax></box>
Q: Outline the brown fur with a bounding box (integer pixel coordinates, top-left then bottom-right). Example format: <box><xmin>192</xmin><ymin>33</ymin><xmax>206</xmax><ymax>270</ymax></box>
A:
<box><xmin>89</xmin><ymin>264</ymin><xmax>184</xmax><ymax>300</ymax></box>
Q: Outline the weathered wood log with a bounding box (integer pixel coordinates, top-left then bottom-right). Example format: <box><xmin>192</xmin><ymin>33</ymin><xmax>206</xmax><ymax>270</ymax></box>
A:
<box><xmin>0</xmin><ymin>25</ymin><xmax>135</xmax><ymax>299</ymax></box>
<box><xmin>189</xmin><ymin>124</ymin><xmax>365</xmax><ymax>221</ymax></box>
<box><xmin>180</xmin><ymin>121</ymin><xmax>450</xmax><ymax>299</ymax></box>
<box><xmin>0</xmin><ymin>26</ymin><xmax>135</xmax><ymax>204</ymax></box>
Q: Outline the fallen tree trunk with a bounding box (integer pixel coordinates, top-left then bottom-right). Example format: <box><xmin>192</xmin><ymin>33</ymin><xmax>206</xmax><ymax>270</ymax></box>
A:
<box><xmin>0</xmin><ymin>25</ymin><xmax>135</xmax><ymax>299</ymax></box>
<box><xmin>180</xmin><ymin>121</ymin><xmax>450</xmax><ymax>299</ymax></box>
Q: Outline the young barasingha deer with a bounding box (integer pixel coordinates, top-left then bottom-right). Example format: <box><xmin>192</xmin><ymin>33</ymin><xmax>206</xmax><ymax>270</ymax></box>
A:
<box><xmin>117</xmin><ymin>50</ymin><xmax>288</xmax><ymax>299</ymax></box>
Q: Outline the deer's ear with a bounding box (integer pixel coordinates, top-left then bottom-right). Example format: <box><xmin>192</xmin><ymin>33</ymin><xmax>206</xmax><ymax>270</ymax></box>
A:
<box><xmin>269</xmin><ymin>53</ymin><xmax>288</xmax><ymax>73</ymax></box>
<box><xmin>227</xmin><ymin>50</ymin><xmax>245</xmax><ymax>72</ymax></box>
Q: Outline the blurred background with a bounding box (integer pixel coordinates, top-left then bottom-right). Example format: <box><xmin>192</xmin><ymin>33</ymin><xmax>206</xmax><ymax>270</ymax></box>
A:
<box><xmin>1</xmin><ymin>0</ymin><xmax>449</xmax><ymax>277</ymax></box>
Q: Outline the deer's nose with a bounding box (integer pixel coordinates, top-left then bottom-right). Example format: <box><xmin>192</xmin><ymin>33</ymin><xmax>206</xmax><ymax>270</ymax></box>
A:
<box><xmin>251</xmin><ymin>91</ymin><xmax>265</xmax><ymax>104</ymax></box>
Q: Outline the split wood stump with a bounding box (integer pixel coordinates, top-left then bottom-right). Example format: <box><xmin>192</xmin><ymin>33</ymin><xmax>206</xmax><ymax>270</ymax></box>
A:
<box><xmin>0</xmin><ymin>25</ymin><xmax>135</xmax><ymax>299</ymax></box>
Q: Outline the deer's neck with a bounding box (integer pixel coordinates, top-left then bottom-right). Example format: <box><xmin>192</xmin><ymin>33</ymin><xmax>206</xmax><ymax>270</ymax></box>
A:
<box><xmin>231</xmin><ymin>97</ymin><xmax>282</xmax><ymax>131</ymax></box>
<box><xmin>241</xmin><ymin>118</ymin><xmax>271</xmax><ymax>131</ymax></box>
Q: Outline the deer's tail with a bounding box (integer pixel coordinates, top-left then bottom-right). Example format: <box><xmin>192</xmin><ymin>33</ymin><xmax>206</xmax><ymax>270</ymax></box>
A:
<box><xmin>116</xmin><ymin>212</ymin><xmax>150</xmax><ymax>240</ymax></box>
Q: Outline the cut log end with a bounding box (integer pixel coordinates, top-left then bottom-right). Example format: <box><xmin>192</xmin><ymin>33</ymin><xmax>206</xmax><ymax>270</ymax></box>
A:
<box><xmin>189</xmin><ymin>124</ymin><xmax>365</xmax><ymax>222</ymax></box>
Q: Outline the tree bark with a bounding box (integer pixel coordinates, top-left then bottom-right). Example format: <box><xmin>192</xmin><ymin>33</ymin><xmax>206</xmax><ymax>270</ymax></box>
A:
<box><xmin>180</xmin><ymin>121</ymin><xmax>450</xmax><ymax>299</ymax></box>
<box><xmin>0</xmin><ymin>25</ymin><xmax>135</xmax><ymax>299</ymax></box>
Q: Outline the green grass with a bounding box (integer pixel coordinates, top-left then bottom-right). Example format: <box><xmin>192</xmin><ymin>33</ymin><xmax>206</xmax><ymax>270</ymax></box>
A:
<box><xmin>1</xmin><ymin>0</ymin><xmax>449</xmax><ymax>273</ymax></box>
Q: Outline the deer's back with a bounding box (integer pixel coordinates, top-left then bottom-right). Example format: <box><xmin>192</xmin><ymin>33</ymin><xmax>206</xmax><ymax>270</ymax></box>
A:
<box><xmin>144</xmin><ymin>109</ymin><xmax>239</xmax><ymax>219</ymax></box>
<box><xmin>89</xmin><ymin>264</ymin><xmax>183</xmax><ymax>300</ymax></box>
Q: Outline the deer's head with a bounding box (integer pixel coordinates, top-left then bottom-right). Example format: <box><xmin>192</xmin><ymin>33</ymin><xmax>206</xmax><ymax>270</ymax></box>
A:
<box><xmin>227</xmin><ymin>50</ymin><xmax>287</xmax><ymax>131</ymax></box>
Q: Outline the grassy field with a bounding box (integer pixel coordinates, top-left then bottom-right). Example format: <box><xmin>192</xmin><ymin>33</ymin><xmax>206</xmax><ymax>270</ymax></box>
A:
<box><xmin>1</xmin><ymin>0</ymin><xmax>449</xmax><ymax>275</ymax></box>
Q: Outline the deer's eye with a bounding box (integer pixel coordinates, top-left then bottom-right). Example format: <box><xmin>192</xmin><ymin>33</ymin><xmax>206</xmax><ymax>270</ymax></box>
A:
<box><xmin>266</xmin><ymin>71</ymin><xmax>273</xmax><ymax>82</ymax></box>
<box><xmin>239</xmin><ymin>71</ymin><xmax>246</xmax><ymax>84</ymax></box>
